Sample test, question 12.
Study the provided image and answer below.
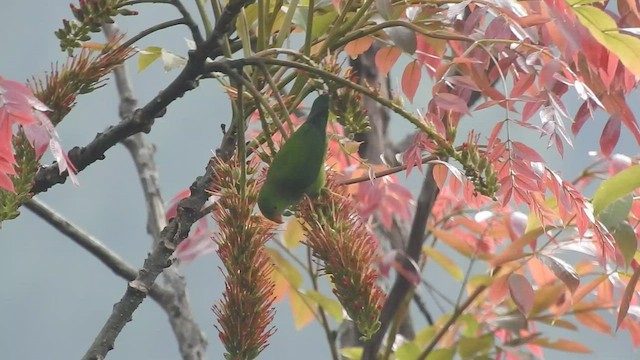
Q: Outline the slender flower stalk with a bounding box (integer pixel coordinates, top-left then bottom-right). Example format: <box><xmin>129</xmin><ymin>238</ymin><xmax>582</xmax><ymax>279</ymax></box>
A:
<box><xmin>299</xmin><ymin>174</ymin><xmax>384</xmax><ymax>339</ymax></box>
<box><xmin>210</xmin><ymin>157</ymin><xmax>277</xmax><ymax>360</ymax></box>
<box><xmin>28</xmin><ymin>38</ymin><xmax>133</xmax><ymax>125</ymax></box>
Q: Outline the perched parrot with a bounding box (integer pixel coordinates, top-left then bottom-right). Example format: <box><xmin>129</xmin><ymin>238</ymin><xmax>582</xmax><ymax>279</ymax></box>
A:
<box><xmin>258</xmin><ymin>94</ymin><xmax>330</xmax><ymax>223</ymax></box>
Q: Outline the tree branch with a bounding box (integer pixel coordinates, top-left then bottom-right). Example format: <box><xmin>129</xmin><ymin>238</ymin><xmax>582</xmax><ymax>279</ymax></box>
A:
<box><xmin>362</xmin><ymin>167</ymin><xmax>440</xmax><ymax>359</ymax></box>
<box><xmin>24</xmin><ymin>198</ymin><xmax>173</xmax><ymax>305</ymax></box>
<box><xmin>104</xmin><ymin>22</ymin><xmax>208</xmax><ymax>360</ymax></box>
<box><xmin>31</xmin><ymin>0</ymin><xmax>246</xmax><ymax>195</ymax></box>
<box><xmin>80</xmin><ymin>1</ymin><xmax>249</xmax><ymax>358</ymax></box>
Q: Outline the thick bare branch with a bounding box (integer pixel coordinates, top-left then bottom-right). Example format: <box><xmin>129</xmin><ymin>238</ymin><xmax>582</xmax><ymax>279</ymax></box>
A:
<box><xmin>81</xmin><ymin>1</ymin><xmax>249</xmax><ymax>358</ymax></box>
<box><xmin>24</xmin><ymin>198</ymin><xmax>173</xmax><ymax>305</ymax></box>
<box><xmin>104</xmin><ymin>21</ymin><xmax>208</xmax><ymax>360</ymax></box>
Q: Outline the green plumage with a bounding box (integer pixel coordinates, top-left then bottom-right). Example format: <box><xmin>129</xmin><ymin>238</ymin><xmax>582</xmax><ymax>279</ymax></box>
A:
<box><xmin>258</xmin><ymin>94</ymin><xmax>330</xmax><ymax>223</ymax></box>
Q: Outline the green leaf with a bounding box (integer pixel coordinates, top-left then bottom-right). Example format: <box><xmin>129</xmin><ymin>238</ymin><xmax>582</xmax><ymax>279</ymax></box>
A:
<box><xmin>570</xmin><ymin>4</ymin><xmax>640</xmax><ymax>78</ymax></box>
<box><xmin>425</xmin><ymin>348</ymin><xmax>455</xmax><ymax>360</ymax></box>
<box><xmin>339</xmin><ymin>347</ymin><xmax>363</xmax><ymax>360</ymax></box>
<box><xmin>424</xmin><ymin>246</ymin><xmax>463</xmax><ymax>281</ymax></box>
<box><xmin>305</xmin><ymin>290</ymin><xmax>343</xmax><ymax>323</ymax></box>
<box><xmin>290</xmin><ymin>289</ymin><xmax>316</xmax><ymax>329</ymax></box>
<box><xmin>311</xmin><ymin>11</ymin><xmax>338</xmax><ymax>40</ymax></box>
<box><xmin>414</xmin><ymin>324</ymin><xmax>437</xmax><ymax>347</ymax></box>
<box><xmin>137</xmin><ymin>46</ymin><xmax>162</xmax><ymax>72</ymax></box>
<box><xmin>266</xmin><ymin>248</ymin><xmax>303</xmax><ymax>287</ymax></box>
<box><xmin>458</xmin><ymin>333</ymin><xmax>494</xmax><ymax>358</ymax></box>
<box><xmin>236</xmin><ymin>10</ymin><xmax>253</xmax><ymax>58</ymax></box>
<box><xmin>612</xmin><ymin>222</ymin><xmax>638</xmax><ymax>269</ymax></box>
<box><xmin>396</xmin><ymin>341</ymin><xmax>421</xmax><ymax>360</ymax></box>
<box><xmin>275</xmin><ymin>0</ymin><xmax>300</xmax><ymax>48</ymax></box>
<box><xmin>282</xmin><ymin>218</ymin><xmax>305</xmax><ymax>248</ymax></box>
<box><xmin>593</xmin><ymin>165</ymin><xmax>640</xmax><ymax>215</ymax></box>
<box><xmin>598</xmin><ymin>195</ymin><xmax>632</xmax><ymax>230</ymax></box>
<box><xmin>458</xmin><ymin>314</ymin><xmax>480</xmax><ymax>337</ymax></box>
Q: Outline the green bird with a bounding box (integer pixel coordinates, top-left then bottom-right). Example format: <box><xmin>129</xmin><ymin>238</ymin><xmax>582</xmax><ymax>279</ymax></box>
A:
<box><xmin>258</xmin><ymin>94</ymin><xmax>330</xmax><ymax>223</ymax></box>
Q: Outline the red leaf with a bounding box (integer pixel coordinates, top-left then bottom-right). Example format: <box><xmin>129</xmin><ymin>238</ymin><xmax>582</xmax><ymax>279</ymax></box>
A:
<box><xmin>572</xmin><ymin>100</ymin><xmax>593</xmax><ymax>135</ymax></box>
<box><xmin>575</xmin><ymin>309</ymin><xmax>612</xmax><ymax>334</ymax></box>
<box><xmin>517</xmin><ymin>14</ymin><xmax>551</xmax><ymax>27</ymax></box>
<box><xmin>415</xmin><ymin>35</ymin><xmax>444</xmax><ymax>75</ymax></box>
<box><xmin>374</xmin><ymin>46</ymin><xmax>402</xmax><ymax>76</ymax></box>
<box><xmin>432</xmin><ymin>163</ymin><xmax>447</xmax><ymax>189</ymax></box>
<box><xmin>509</xmin><ymin>273</ymin><xmax>534</xmax><ymax>314</ymax></box>
<box><xmin>433</xmin><ymin>93</ymin><xmax>470</xmax><ymax>114</ymax></box>
<box><xmin>600</xmin><ymin>116</ymin><xmax>621</xmax><ymax>157</ymax></box>
<box><xmin>344</xmin><ymin>36</ymin><xmax>373</xmax><ymax>59</ymax></box>
<box><xmin>175</xmin><ymin>220</ymin><xmax>215</xmax><ymax>263</ymax></box>
<box><xmin>539</xmin><ymin>60</ymin><xmax>562</xmax><ymax>90</ymax></box>
<box><xmin>511</xmin><ymin>141</ymin><xmax>544</xmax><ymax>162</ymax></box>
<box><xmin>445</xmin><ymin>75</ymin><xmax>480</xmax><ymax>91</ymax></box>
<box><xmin>522</xmin><ymin>99</ymin><xmax>544</xmax><ymax>123</ymax></box>
<box><xmin>0</xmin><ymin>77</ymin><xmax>50</xmax><ymax>192</ymax></box>
<box><xmin>380</xmin><ymin>250</ymin><xmax>421</xmax><ymax>286</ymax></box>
<box><xmin>402</xmin><ymin>61</ymin><xmax>422</xmax><ymax>102</ymax></box>
<box><xmin>487</xmin><ymin>121</ymin><xmax>504</xmax><ymax>150</ymax></box>
<box><xmin>429</xmin><ymin>160</ymin><xmax>463</xmax><ymax>189</ymax></box>
<box><xmin>617</xmin><ymin>265</ymin><xmax>640</xmax><ymax>331</ymax></box>
<box><xmin>511</xmin><ymin>73</ymin><xmax>536</xmax><ymax>98</ymax></box>
<box><xmin>609</xmin><ymin>94</ymin><xmax>640</xmax><ymax>145</ymax></box>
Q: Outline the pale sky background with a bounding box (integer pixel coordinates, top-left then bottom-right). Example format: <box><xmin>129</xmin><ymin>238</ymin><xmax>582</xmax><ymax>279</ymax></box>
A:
<box><xmin>1</xmin><ymin>1</ymin><xmax>638</xmax><ymax>359</ymax></box>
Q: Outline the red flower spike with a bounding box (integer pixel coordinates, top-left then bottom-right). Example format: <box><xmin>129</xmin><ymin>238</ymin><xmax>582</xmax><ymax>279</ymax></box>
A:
<box><xmin>209</xmin><ymin>157</ymin><xmax>277</xmax><ymax>360</ymax></box>
<box><xmin>299</xmin><ymin>174</ymin><xmax>385</xmax><ymax>339</ymax></box>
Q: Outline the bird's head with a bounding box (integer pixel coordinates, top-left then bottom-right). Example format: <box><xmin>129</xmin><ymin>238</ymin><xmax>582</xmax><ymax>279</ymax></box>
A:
<box><xmin>257</xmin><ymin>190</ymin><xmax>286</xmax><ymax>224</ymax></box>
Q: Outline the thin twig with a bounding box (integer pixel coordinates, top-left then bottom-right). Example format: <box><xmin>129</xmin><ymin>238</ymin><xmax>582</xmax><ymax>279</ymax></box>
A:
<box><xmin>120</xmin><ymin>18</ymin><xmax>187</xmax><ymax>49</ymax></box>
<box><xmin>170</xmin><ymin>0</ymin><xmax>205</xmax><ymax>44</ymax></box>
<box><xmin>412</xmin><ymin>292</ymin><xmax>434</xmax><ymax>326</ymax></box>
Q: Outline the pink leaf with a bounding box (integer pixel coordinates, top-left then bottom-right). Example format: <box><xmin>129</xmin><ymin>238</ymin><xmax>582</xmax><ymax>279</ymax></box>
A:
<box><xmin>433</xmin><ymin>92</ymin><xmax>470</xmax><ymax>115</ymax></box>
<box><xmin>0</xmin><ymin>77</ymin><xmax>55</xmax><ymax>191</ymax></box>
<box><xmin>537</xmin><ymin>254</ymin><xmax>580</xmax><ymax>293</ymax></box>
<box><xmin>617</xmin><ymin>265</ymin><xmax>640</xmax><ymax>331</ymax></box>
<box><xmin>511</xmin><ymin>73</ymin><xmax>536</xmax><ymax>98</ymax></box>
<box><xmin>600</xmin><ymin>116</ymin><xmax>621</xmax><ymax>157</ymax></box>
<box><xmin>175</xmin><ymin>220</ymin><xmax>215</xmax><ymax>263</ymax></box>
<box><xmin>522</xmin><ymin>99</ymin><xmax>544</xmax><ymax>123</ymax></box>
<box><xmin>166</xmin><ymin>189</ymin><xmax>192</xmax><ymax>220</ymax></box>
<box><xmin>344</xmin><ymin>36</ymin><xmax>373</xmax><ymax>59</ymax></box>
<box><xmin>609</xmin><ymin>154</ymin><xmax>631</xmax><ymax>175</ymax></box>
<box><xmin>429</xmin><ymin>159</ymin><xmax>463</xmax><ymax>184</ymax></box>
<box><xmin>415</xmin><ymin>35</ymin><xmax>443</xmax><ymax>76</ymax></box>
<box><xmin>539</xmin><ymin>60</ymin><xmax>562</xmax><ymax>90</ymax></box>
<box><xmin>375</xmin><ymin>46</ymin><xmax>402</xmax><ymax>76</ymax></box>
<box><xmin>402</xmin><ymin>61</ymin><xmax>421</xmax><ymax>102</ymax></box>
<box><xmin>379</xmin><ymin>250</ymin><xmax>421</xmax><ymax>286</ymax></box>
<box><xmin>511</xmin><ymin>141</ymin><xmax>544</xmax><ymax>162</ymax></box>
<box><xmin>508</xmin><ymin>273</ymin><xmax>534</xmax><ymax>314</ymax></box>
<box><xmin>572</xmin><ymin>100</ymin><xmax>594</xmax><ymax>135</ymax></box>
